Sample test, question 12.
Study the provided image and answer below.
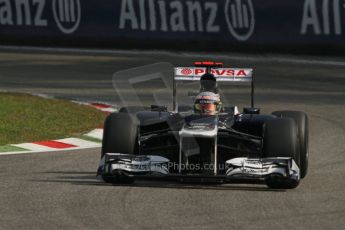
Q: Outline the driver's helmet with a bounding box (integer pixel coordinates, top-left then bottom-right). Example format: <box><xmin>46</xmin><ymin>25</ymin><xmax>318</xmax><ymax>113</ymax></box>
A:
<box><xmin>194</xmin><ymin>91</ymin><xmax>221</xmax><ymax>115</ymax></box>
<box><xmin>200</xmin><ymin>73</ymin><xmax>218</xmax><ymax>93</ymax></box>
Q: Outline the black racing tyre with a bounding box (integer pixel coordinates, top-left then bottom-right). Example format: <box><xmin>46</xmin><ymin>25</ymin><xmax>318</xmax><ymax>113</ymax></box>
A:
<box><xmin>119</xmin><ymin>106</ymin><xmax>148</xmax><ymax>114</ymax></box>
<box><xmin>272</xmin><ymin>111</ymin><xmax>309</xmax><ymax>178</ymax></box>
<box><xmin>101</xmin><ymin>113</ymin><xmax>139</xmax><ymax>184</ymax></box>
<box><xmin>101</xmin><ymin>113</ymin><xmax>139</xmax><ymax>157</ymax></box>
<box><xmin>101</xmin><ymin>173</ymin><xmax>134</xmax><ymax>185</ymax></box>
<box><xmin>263</xmin><ymin>118</ymin><xmax>300</xmax><ymax>189</ymax></box>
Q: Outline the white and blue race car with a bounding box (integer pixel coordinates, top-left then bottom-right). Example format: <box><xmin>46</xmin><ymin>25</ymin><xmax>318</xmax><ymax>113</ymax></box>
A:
<box><xmin>97</xmin><ymin>61</ymin><xmax>308</xmax><ymax>189</ymax></box>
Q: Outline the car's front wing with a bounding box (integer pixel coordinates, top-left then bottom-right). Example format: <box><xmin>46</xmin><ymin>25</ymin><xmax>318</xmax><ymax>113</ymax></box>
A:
<box><xmin>97</xmin><ymin>153</ymin><xmax>300</xmax><ymax>184</ymax></box>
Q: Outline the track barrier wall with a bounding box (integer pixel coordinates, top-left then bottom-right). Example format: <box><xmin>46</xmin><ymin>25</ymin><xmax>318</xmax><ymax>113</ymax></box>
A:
<box><xmin>0</xmin><ymin>0</ymin><xmax>344</xmax><ymax>53</ymax></box>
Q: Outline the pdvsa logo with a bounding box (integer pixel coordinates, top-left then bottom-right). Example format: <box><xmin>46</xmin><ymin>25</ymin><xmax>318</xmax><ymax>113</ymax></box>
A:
<box><xmin>52</xmin><ymin>0</ymin><xmax>81</xmax><ymax>34</ymax></box>
<box><xmin>225</xmin><ymin>0</ymin><xmax>255</xmax><ymax>41</ymax></box>
<box><xmin>181</xmin><ymin>68</ymin><xmax>193</xmax><ymax>75</ymax></box>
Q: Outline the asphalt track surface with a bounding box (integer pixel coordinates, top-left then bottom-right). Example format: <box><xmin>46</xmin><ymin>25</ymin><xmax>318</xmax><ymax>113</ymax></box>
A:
<box><xmin>0</xmin><ymin>48</ymin><xmax>344</xmax><ymax>230</ymax></box>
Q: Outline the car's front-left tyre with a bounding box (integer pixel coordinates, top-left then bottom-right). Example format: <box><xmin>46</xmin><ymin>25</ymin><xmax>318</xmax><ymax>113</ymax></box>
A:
<box><xmin>263</xmin><ymin>118</ymin><xmax>300</xmax><ymax>189</ymax></box>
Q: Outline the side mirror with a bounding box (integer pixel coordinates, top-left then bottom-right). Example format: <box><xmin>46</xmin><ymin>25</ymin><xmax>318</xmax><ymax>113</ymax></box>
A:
<box><xmin>243</xmin><ymin>107</ymin><xmax>260</xmax><ymax>114</ymax></box>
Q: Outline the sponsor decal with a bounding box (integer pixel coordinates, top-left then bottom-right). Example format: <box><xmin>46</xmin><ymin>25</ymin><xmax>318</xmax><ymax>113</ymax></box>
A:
<box><xmin>0</xmin><ymin>0</ymin><xmax>81</xmax><ymax>34</ymax></box>
<box><xmin>132</xmin><ymin>156</ymin><xmax>151</xmax><ymax>162</ymax></box>
<box><xmin>175</xmin><ymin>67</ymin><xmax>251</xmax><ymax>77</ymax></box>
<box><xmin>118</xmin><ymin>0</ymin><xmax>255</xmax><ymax>41</ymax></box>
<box><xmin>195</xmin><ymin>95</ymin><xmax>219</xmax><ymax>100</ymax></box>
<box><xmin>181</xmin><ymin>68</ymin><xmax>193</xmax><ymax>75</ymax></box>
<box><xmin>301</xmin><ymin>0</ymin><xmax>345</xmax><ymax>35</ymax></box>
<box><xmin>224</xmin><ymin>0</ymin><xmax>255</xmax><ymax>41</ymax></box>
<box><xmin>0</xmin><ymin>0</ymin><xmax>47</xmax><ymax>26</ymax></box>
<box><xmin>244</xmin><ymin>159</ymin><xmax>262</xmax><ymax>166</ymax></box>
<box><xmin>52</xmin><ymin>0</ymin><xmax>81</xmax><ymax>34</ymax></box>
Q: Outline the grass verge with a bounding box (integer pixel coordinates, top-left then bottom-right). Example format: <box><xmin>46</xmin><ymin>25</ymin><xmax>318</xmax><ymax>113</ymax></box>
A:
<box><xmin>0</xmin><ymin>92</ymin><xmax>106</xmax><ymax>145</ymax></box>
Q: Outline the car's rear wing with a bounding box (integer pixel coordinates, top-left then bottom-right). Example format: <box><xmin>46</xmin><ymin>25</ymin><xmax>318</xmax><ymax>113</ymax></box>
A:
<box><xmin>174</xmin><ymin>67</ymin><xmax>253</xmax><ymax>82</ymax></box>
<box><xmin>173</xmin><ymin>65</ymin><xmax>255</xmax><ymax>111</ymax></box>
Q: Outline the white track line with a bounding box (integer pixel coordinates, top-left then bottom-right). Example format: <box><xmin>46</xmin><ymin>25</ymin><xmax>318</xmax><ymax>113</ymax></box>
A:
<box><xmin>58</xmin><ymin>138</ymin><xmax>100</xmax><ymax>148</ymax></box>
<box><xmin>0</xmin><ymin>45</ymin><xmax>345</xmax><ymax>67</ymax></box>
<box><xmin>12</xmin><ymin>143</ymin><xmax>56</xmax><ymax>151</ymax></box>
<box><xmin>0</xmin><ymin>146</ymin><xmax>101</xmax><ymax>156</ymax></box>
<box><xmin>98</xmin><ymin>107</ymin><xmax>117</xmax><ymax>113</ymax></box>
<box><xmin>84</xmin><ymin>129</ymin><xmax>103</xmax><ymax>140</ymax></box>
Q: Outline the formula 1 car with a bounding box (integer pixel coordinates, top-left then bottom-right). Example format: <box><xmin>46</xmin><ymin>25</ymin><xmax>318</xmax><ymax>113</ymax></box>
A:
<box><xmin>97</xmin><ymin>61</ymin><xmax>309</xmax><ymax>189</ymax></box>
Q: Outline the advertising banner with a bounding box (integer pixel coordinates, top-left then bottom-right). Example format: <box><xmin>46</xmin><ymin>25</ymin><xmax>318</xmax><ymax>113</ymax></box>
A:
<box><xmin>0</xmin><ymin>0</ymin><xmax>344</xmax><ymax>48</ymax></box>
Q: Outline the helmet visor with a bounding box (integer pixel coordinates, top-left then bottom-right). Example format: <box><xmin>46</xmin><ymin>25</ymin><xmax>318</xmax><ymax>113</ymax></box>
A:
<box><xmin>195</xmin><ymin>103</ymin><xmax>217</xmax><ymax>114</ymax></box>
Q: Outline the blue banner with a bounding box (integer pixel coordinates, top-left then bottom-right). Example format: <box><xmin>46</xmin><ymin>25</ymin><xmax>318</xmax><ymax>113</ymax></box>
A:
<box><xmin>0</xmin><ymin>0</ymin><xmax>344</xmax><ymax>47</ymax></box>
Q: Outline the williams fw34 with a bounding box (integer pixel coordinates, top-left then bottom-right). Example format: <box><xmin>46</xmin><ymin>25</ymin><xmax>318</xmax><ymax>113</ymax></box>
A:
<box><xmin>97</xmin><ymin>61</ymin><xmax>309</xmax><ymax>189</ymax></box>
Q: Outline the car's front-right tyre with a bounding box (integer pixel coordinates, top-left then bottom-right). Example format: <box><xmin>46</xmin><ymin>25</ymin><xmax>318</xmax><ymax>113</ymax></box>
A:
<box><xmin>272</xmin><ymin>111</ymin><xmax>309</xmax><ymax>178</ymax></box>
<box><xmin>101</xmin><ymin>113</ymin><xmax>139</xmax><ymax>184</ymax></box>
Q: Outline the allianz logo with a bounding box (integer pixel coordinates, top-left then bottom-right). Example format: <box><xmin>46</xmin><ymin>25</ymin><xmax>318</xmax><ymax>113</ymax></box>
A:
<box><xmin>119</xmin><ymin>0</ymin><xmax>255</xmax><ymax>41</ymax></box>
<box><xmin>52</xmin><ymin>0</ymin><xmax>81</xmax><ymax>34</ymax></box>
<box><xmin>301</xmin><ymin>0</ymin><xmax>345</xmax><ymax>35</ymax></box>
<box><xmin>0</xmin><ymin>0</ymin><xmax>81</xmax><ymax>34</ymax></box>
